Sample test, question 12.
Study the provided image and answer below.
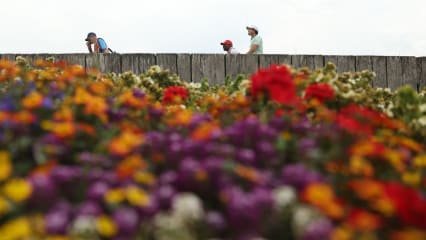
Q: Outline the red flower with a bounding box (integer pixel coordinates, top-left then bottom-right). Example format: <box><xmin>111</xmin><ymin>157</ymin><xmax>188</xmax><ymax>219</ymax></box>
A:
<box><xmin>383</xmin><ymin>182</ymin><xmax>426</xmax><ymax>229</ymax></box>
<box><xmin>346</xmin><ymin>209</ymin><xmax>383</xmax><ymax>231</ymax></box>
<box><xmin>163</xmin><ymin>86</ymin><xmax>189</xmax><ymax>104</ymax></box>
<box><xmin>250</xmin><ymin>64</ymin><xmax>298</xmax><ymax>105</ymax></box>
<box><xmin>336</xmin><ymin>104</ymin><xmax>394</xmax><ymax>135</ymax></box>
<box><xmin>304</xmin><ymin>83</ymin><xmax>335</xmax><ymax>103</ymax></box>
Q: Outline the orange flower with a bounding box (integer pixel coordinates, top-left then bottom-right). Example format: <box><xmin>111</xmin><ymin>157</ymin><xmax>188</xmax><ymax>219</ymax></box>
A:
<box><xmin>41</xmin><ymin>121</ymin><xmax>76</xmax><ymax>139</ymax></box>
<box><xmin>73</xmin><ymin>87</ymin><xmax>91</xmax><ymax>104</ymax></box>
<box><xmin>191</xmin><ymin>122</ymin><xmax>219</xmax><ymax>141</ymax></box>
<box><xmin>12</xmin><ymin>111</ymin><xmax>36</xmax><ymax>124</ymax></box>
<box><xmin>116</xmin><ymin>154</ymin><xmax>146</xmax><ymax>179</ymax></box>
<box><xmin>21</xmin><ymin>91</ymin><xmax>44</xmax><ymax>109</ymax></box>
<box><xmin>346</xmin><ymin>209</ymin><xmax>383</xmax><ymax>231</ymax></box>
<box><xmin>84</xmin><ymin>96</ymin><xmax>108</xmax><ymax>121</ymax></box>
<box><xmin>235</xmin><ymin>165</ymin><xmax>259</xmax><ymax>183</ymax></box>
<box><xmin>53</xmin><ymin>108</ymin><xmax>74</xmax><ymax>122</ymax></box>
<box><xmin>390</xmin><ymin>229</ymin><xmax>426</xmax><ymax>240</ymax></box>
<box><xmin>302</xmin><ymin>183</ymin><xmax>345</xmax><ymax>219</ymax></box>
<box><xmin>108</xmin><ymin>131</ymin><xmax>144</xmax><ymax>156</ymax></box>
<box><xmin>348</xmin><ymin>179</ymin><xmax>383</xmax><ymax>200</ymax></box>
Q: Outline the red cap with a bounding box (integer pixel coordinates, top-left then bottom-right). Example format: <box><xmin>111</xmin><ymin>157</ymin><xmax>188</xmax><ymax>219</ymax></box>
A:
<box><xmin>220</xmin><ymin>40</ymin><xmax>233</xmax><ymax>46</ymax></box>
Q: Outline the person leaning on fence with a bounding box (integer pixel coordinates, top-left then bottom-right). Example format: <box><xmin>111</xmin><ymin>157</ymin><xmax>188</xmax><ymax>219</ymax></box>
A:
<box><xmin>85</xmin><ymin>32</ymin><xmax>113</xmax><ymax>54</ymax></box>
<box><xmin>220</xmin><ymin>40</ymin><xmax>239</xmax><ymax>54</ymax></box>
<box><xmin>246</xmin><ymin>25</ymin><xmax>263</xmax><ymax>54</ymax></box>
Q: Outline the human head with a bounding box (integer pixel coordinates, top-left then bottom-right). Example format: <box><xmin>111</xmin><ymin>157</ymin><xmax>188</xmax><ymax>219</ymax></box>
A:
<box><xmin>221</xmin><ymin>40</ymin><xmax>233</xmax><ymax>51</ymax></box>
<box><xmin>85</xmin><ymin>32</ymin><xmax>97</xmax><ymax>44</ymax></box>
<box><xmin>246</xmin><ymin>25</ymin><xmax>259</xmax><ymax>37</ymax></box>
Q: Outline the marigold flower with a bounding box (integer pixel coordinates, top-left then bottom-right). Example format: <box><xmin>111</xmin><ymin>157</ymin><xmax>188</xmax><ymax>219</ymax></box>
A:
<box><xmin>104</xmin><ymin>188</ymin><xmax>125</xmax><ymax>205</ymax></box>
<box><xmin>125</xmin><ymin>186</ymin><xmax>151</xmax><ymax>207</ymax></box>
<box><xmin>390</xmin><ymin>229</ymin><xmax>426</xmax><ymax>240</ymax></box>
<box><xmin>0</xmin><ymin>217</ymin><xmax>32</xmax><ymax>239</ymax></box>
<box><xmin>108</xmin><ymin>131</ymin><xmax>144</xmax><ymax>156</ymax></box>
<box><xmin>0</xmin><ymin>151</ymin><xmax>12</xmax><ymax>181</ymax></box>
<box><xmin>96</xmin><ymin>215</ymin><xmax>118</xmax><ymax>237</ymax></box>
<box><xmin>3</xmin><ymin>178</ymin><xmax>33</xmax><ymax>203</ymax></box>
<box><xmin>346</xmin><ymin>209</ymin><xmax>383</xmax><ymax>231</ymax></box>
<box><xmin>116</xmin><ymin>154</ymin><xmax>146</xmax><ymax>179</ymax></box>
<box><xmin>21</xmin><ymin>91</ymin><xmax>44</xmax><ymax>109</ymax></box>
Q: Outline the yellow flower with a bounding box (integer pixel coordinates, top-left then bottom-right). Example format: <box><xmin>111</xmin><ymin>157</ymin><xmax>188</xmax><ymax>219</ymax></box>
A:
<box><xmin>0</xmin><ymin>151</ymin><xmax>12</xmax><ymax>181</ymax></box>
<box><xmin>0</xmin><ymin>217</ymin><xmax>32</xmax><ymax>239</ymax></box>
<box><xmin>21</xmin><ymin>91</ymin><xmax>44</xmax><ymax>109</ymax></box>
<box><xmin>349</xmin><ymin>156</ymin><xmax>374</xmax><ymax>177</ymax></box>
<box><xmin>126</xmin><ymin>186</ymin><xmax>151</xmax><ymax>207</ymax></box>
<box><xmin>96</xmin><ymin>215</ymin><xmax>118</xmax><ymax>237</ymax></box>
<box><xmin>3</xmin><ymin>178</ymin><xmax>33</xmax><ymax>203</ymax></box>
<box><xmin>413</xmin><ymin>154</ymin><xmax>426</xmax><ymax>168</ymax></box>
<box><xmin>402</xmin><ymin>171</ymin><xmax>421</xmax><ymax>186</ymax></box>
<box><xmin>331</xmin><ymin>226</ymin><xmax>353</xmax><ymax>240</ymax></box>
<box><xmin>0</xmin><ymin>196</ymin><xmax>10</xmax><ymax>216</ymax></box>
<box><xmin>134</xmin><ymin>171</ymin><xmax>156</xmax><ymax>186</ymax></box>
<box><xmin>104</xmin><ymin>188</ymin><xmax>125</xmax><ymax>205</ymax></box>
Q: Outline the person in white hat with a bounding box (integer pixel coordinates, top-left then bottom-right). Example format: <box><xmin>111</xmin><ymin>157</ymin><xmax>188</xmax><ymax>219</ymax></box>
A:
<box><xmin>246</xmin><ymin>25</ymin><xmax>263</xmax><ymax>54</ymax></box>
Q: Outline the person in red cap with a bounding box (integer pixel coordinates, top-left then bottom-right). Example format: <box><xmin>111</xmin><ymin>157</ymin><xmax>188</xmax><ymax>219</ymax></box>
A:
<box><xmin>220</xmin><ymin>40</ymin><xmax>239</xmax><ymax>54</ymax></box>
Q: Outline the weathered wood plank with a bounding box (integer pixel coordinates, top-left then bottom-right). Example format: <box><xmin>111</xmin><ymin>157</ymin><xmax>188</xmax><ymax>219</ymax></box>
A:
<box><xmin>192</xmin><ymin>54</ymin><xmax>225</xmax><ymax>84</ymax></box>
<box><xmin>259</xmin><ymin>55</ymin><xmax>291</xmax><ymax>68</ymax></box>
<box><xmin>324</xmin><ymin>55</ymin><xmax>338</xmax><ymax>66</ymax></box>
<box><xmin>291</xmin><ymin>55</ymin><xmax>315</xmax><ymax>69</ymax></box>
<box><xmin>259</xmin><ymin>55</ymin><xmax>279</xmax><ymax>68</ymax></box>
<box><xmin>121</xmin><ymin>54</ymin><xmax>139</xmax><ymax>74</ymax></box>
<box><xmin>337</xmin><ymin>56</ymin><xmax>356</xmax><ymax>73</ymax></box>
<box><xmin>121</xmin><ymin>54</ymin><xmax>156</xmax><ymax>75</ymax></box>
<box><xmin>156</xmin><ymin>54</ymin><xmax>177</xmax><ymax>74</ymax></box>
<box><xmin>0</xmin><ymin>54</ymin><xmax>16</xmax><ymax>62</ymax></box>
<box><xmin>225</xmin><ymin>55</ymin><xmax>259</xmax><ymax>79</ymax></box>
<box><xmin>386</xmin><ymin>56</ymin><xmax>403</xmax><ymax>90</ymax></box>
<box><xmin>401</xmin><ymin>57</ymin><xmax>418</xmax><ymax>89</ymax></box>
<box><xmin>313</xmin><ymin>56</ymin><xmax>324</xmax><ymax>69</ymax></box>
<box><xmin>53</xmin><ymin>54</ymin><xmax>86</xmax><ymax>67</ymax></box>
<box><xmin>177</xmin><ymin>54</ymin><xmax>191</xmax><ymax>82</ymax></box>
<box><xmin>355</xmin><ymin>56</ymin><xmax>373</xmax><ymax>72</ymax></box>
<box><xmin>371</xmin><ymin>56</ymin><xmax>387</xmax><ymax>88</ymax></box>
<box><xmin>419</xmin><ymin>57</ymin><xmax>426</xmax><ymax>91</ymax></box>
<box><xmin>86</xmin><ymin>54</ymin><xmax>121</xmax><ymax>73</ymax></box>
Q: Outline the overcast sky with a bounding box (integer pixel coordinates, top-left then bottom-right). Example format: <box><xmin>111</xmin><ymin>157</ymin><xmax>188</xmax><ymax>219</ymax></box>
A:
<box><xmin>1</xmin><ymin>0</ymin><xmax>426</xmax><ymax>56</ymax></box>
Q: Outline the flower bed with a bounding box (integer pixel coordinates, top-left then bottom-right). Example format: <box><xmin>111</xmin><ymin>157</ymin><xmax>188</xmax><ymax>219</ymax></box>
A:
<box><xmin>0</xmin><ymin>57</ymin><xmax>425</xmax><ymax>240</ymax></box>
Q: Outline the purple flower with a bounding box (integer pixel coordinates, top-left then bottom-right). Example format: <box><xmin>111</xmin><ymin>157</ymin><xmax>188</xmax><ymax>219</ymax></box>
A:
<box><xmin>155</xmin><ymin>185</ymin><xmax>176</xmax><ymax>210</ymax></box>
<box><xmin>302</xmin><ymin>219</ymin><xmax>333</xmax><ymax>240</ymax></box>
<box><xmin>29</xmin><ymin>174</ymin><xmax>57</xmax><ymax>208</ymax></box>
<box><xmin>206</xmin><ymin>211</ymin><xmax>227</xmax><ymax>231</ymax></box>
<box><xmin>281</xmin><ymin>164</ymin><xmax>323</xmax><ymax>190</ymax></box>
<box><xmin>45</xmin><ymin>210</ymin><xmax>71</xmax><ymax>234</ymax></box>
<box><xmin>51</xmin><ymin>166</ymin><xmax>82</xmax><ymax>183</ymax></box>
<box><xmin>113</xmin><ymin>207</ymin><xmax>140</xmax><ymax>235</ymax></box>
<box><xmin>132</xmin><ymin>89</ymin><xmax>145</xmax><ymax>98</ymax></box>
<box><xmin>41</xmin><ymin>98</ymin><xmax>54</xmax><ymax>109</ymax></box>
<box><xmin>76</xmin><ymin>201</ymin><xmax>102</xmax><ymax>217</ymax></box>
<box><xmin>87</xmin><ymin>181</ymin><xmax>110</xmax><ymax>201</ymax></box>
<box><xmin>236</xmin><ymin>148</ymin><xmax>256</xmax><ymax>165</ymax></box>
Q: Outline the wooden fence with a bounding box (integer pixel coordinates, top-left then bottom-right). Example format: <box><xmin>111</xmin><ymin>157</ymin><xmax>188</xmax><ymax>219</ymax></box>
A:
<box><xmin>1</xmin><ymin>53</ymin><xmax>425</xmax><ymax>90</ymax></box>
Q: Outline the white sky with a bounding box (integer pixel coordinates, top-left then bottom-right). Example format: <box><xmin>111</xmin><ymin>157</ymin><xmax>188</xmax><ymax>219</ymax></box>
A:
<box><xmin>1</xmin><ymin>0</ymin><xmax>426</xmax><ymax>56</ymax></box>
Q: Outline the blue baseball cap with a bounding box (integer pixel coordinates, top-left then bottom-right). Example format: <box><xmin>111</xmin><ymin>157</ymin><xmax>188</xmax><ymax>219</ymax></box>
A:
<box><xmin>85</xmin><ymin>32</ymin><xmax>96</xmax><ymax>41</ymax></box>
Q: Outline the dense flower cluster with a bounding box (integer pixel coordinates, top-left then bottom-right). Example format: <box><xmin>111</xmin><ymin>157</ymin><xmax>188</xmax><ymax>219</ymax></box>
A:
<box><xmin>0</xmin><ymin>57</ymin><xmax>425</xmax><ymax>240</ymax></box>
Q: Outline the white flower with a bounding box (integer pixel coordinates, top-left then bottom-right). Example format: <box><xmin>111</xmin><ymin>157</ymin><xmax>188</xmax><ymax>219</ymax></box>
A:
<box><xmin>272</xmin><ymin>186</ymin><xmax>297</xmax><ymax>209</ymax></box>
<box><xmin>172</xmin><ymin>193</ymin><xmax>204</xmax><ymax>221</ymax></box>
<box><xmin>154</xmin><ymin>213</ymin><xmax>195</xmax><ymax>240</ymax></box>
<box><xmin>292</xmin><ymin>204</ymin><xmax>323</xmax><ymax>237</ymax></box>
<box><xmin>69</xmin><ymin>216</ymin><xmax>97</xmax><ymax>237</ymax></box>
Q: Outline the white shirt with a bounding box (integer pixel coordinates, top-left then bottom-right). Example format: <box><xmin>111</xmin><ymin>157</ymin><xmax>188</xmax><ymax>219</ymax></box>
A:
<box><xmin>227</xmin><ymin>47</ymin><xmax>239</xmax><ymax>54</ymax></box>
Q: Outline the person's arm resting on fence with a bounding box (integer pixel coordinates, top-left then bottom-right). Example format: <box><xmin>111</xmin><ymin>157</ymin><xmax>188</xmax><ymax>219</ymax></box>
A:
<box><xmin>86</xmin><ymin>42</ymin><xmax>93</xmax><ymax>53</ymax></box>
<box><xmin>247</xmin><ymin>44</ymin><xmax>259</xmax><ymax>54</ymax></box>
